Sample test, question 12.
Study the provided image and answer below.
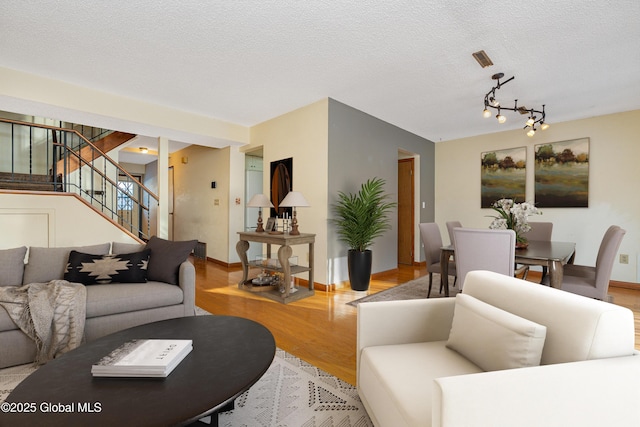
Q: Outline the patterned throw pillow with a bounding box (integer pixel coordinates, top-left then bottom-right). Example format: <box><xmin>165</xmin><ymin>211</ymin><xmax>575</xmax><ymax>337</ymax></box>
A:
<box><xmin>64</xmin><ymin>250</ymin><xmax>151</xmax><ymax>285</ymax></box>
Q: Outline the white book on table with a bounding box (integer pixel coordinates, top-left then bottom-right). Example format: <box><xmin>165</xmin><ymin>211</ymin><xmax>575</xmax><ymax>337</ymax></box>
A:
<box><xmin>91</xmin><ymin>339</ymin><xmax>193</xmax><ymax>378</ymax></box>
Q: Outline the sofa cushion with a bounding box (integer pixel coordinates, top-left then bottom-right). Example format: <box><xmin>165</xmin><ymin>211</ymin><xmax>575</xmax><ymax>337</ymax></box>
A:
<box><xmin>0</xmin><ymin>307</ymin><xmax>20</xmax><ymax>332</ymax></box>
<box><xmin>85</xmin><ymin>282</ymin><xmax>184</xmax><ymax>318</ymax></box>
<box><xmin>446</xmin><ymin>293</ymin><xmax>547</xmax><ymax>372</ymax></box>
<box><xmin>112</xmin><ymin>241</ymin><xmax>145</xmax><ymax>254</ymax></box>
<box><xmin>462</xmin><ymin>270</ymin><xmax>635</xmax><ymax>364</ymax></box>
<box><xmin>359</xmin><ymin>341</ymin><xmax>482</xmax><ymax>427</ymax></box>
<box><xmin>23</xmin><ymin>243</ymin><xmax>111</xmax><ymax>284</ymax></box>
<box><xmin>144</xmin><ymin>236</ymin><xmax>197</xmax><ymax>285</ymax></box>
<box><xmin>0</xmin><ymin>246</ymin><xmax>27</xmax><ymax>286</ymax></box>
<box><xmin>64</xmin><ymin>250</ymin><xmax>151</xmax><ymax>285</ymax></box>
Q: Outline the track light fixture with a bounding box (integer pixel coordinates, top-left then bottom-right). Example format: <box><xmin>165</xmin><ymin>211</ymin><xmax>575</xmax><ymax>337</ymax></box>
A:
<box><xmin>483</xmin><ymin>72</ymin><xmax>549</xmax><ymax>137</ymax></box>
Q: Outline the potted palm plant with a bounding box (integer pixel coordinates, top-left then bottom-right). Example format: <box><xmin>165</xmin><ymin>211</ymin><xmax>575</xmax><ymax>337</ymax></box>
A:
<box><xmin>332</xmin><ymin>177</ymin><xmax>396</xmax><ymax>290</ymax></box>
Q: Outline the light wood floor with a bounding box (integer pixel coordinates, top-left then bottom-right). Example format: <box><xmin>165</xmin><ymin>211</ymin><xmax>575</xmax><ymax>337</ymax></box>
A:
<box><xmin>195</xmin><ymin>259</ymin><xmax>640</xmax><ymax>386</ymax></box>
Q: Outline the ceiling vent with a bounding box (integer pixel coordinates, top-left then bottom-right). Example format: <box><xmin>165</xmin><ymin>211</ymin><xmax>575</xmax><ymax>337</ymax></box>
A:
<box><xmin>472</xmin><ymin>50</ymin><xmax>493</xmax><ymax>68</ymax></box>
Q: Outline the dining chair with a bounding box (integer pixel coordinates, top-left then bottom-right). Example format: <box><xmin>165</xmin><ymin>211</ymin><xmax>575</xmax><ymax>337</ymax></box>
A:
<box><xmin>419</xmin><ymin>223</ymin><xmax>456</xmax><ymax>297</ymax></box>
<box><xmin>520</xmin><ymin>221</ymin><xmax>554</xmax><ymax>281</ymax></box>
<box><xmin>446</xmin><ymin>221</ymin><xmax>462</xmax><ymax>245</ymax></box>
<box><xmin>544</xmin><ymin>225</ymin><xmax>626</xmax><ymax>300</ymax></box>
<box><xmin>525</xmin><ymin>221</ymin><xmax>554</xmax><ymax>241</ymax></box>
<box><xmin>452</xmin><ymin>227</ymin><xmax>515</xmax><ymax>288</ymax></box>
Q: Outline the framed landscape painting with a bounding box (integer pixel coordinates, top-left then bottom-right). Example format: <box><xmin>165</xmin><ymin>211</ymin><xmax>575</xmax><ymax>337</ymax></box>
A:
<box><xmin>534</xmin><ymin>138</ymin><xmax>589</xmax><ymax>207</ymax></box>
<box><xmin>481</xmin><ymin>147</ymin><xmax>526</xmax><ymax>208</ymax></box>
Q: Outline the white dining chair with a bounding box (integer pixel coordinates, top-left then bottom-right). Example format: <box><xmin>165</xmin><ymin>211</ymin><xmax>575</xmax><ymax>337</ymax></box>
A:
<box><xmin>452</xmin><ymin>227</ymin><xmax>515</xmax><ymax>288</ymax></box>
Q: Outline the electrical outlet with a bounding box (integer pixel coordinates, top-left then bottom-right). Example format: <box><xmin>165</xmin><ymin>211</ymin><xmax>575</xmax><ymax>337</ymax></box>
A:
<box><xmin>620</xmin><ymin>254</ymin><xmax>629</xmax><ymax>264</ymax></box>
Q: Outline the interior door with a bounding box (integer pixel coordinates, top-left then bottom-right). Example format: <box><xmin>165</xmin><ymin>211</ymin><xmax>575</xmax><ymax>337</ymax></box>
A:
<box><xmin>168</xmin><ymin>166</ymin><xmax>174</xmax><ymax>240</ymax></box>
<box><xmin>398</xmin><ymin>158</ymin><xmax>414</xmax><ymax>265</ymax></box>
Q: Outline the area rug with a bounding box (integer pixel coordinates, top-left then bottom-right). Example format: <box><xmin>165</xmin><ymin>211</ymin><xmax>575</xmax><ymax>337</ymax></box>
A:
<box><xmin>0</xmin><ymin>363</ymin><xmax>37</xmax><ymax>404</ymax></box>
<box><xmin>0</xmin><ymin>308</ymin><xmax>373</xmax><ymax>427</ymax></box>
<box><xmin>218</xmin><ymin>348</ymin><xmax>371</xmax><ymax>427</ymax></box>
<box><xmin>347</xmin><ymin>273</ymin><xmax>459</xmax><ymax>306</ymax></box>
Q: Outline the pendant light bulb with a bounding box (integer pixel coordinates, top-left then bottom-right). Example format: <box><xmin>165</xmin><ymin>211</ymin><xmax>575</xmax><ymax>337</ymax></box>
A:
<box><xmin>497</xmin><ymin>113</ymin><xmax>506</xmax><ymax>124</ymax></box>
<box><xmin>483</xmin><ymin>108</ymin><xmax>491</xmax><ymax>118</ymax></box>
<box><xmin>526</xmin><ymin>117</ymin><xmax>535</xmax><ymax>127</ymax></box>
<box><xmin>527</xmin><ymin>128</ymin><xmax>536</xmax><ymax>137</ymax></box>
<box><xmin>540</xmin><ymin>122</ymin><xmax>550</xmax><ymax>131</ymax></box>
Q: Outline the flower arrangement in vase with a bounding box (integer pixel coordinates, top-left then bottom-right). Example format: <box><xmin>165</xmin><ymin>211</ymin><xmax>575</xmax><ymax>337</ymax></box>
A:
<box><xmin>488</xmin><ymin>198</ymin><xmax>541</xmax><ymax>248</ymax></box>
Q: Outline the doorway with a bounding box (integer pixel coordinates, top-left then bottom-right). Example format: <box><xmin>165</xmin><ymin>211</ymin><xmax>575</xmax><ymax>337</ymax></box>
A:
<box><xmin>245</xmin><ymin>150</ymin><xmax>264</xmax><ymax>262</ymax></box>
<box><xmin>398</xmin><ymin>157</ymin><xmax>414</xmax><ymax>265</ymax></box>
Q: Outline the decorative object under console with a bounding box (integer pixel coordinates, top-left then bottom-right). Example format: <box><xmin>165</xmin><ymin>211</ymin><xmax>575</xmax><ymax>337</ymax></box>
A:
<box><xmin>236</xmin><ymin>231</ymin><xmax>315</xmax><ymax>304</ymax></box>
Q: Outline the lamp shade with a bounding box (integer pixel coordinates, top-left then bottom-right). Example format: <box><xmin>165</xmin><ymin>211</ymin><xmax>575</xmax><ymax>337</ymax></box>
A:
<box><xmin>279</xmin><ymin>191</ymin><xmax>310</xmax><ymax>208</ymax></box>
<box><xmin>247</xmin><ymin>193</ymin><xmax>273</xmax><ymax>208</ymax></box>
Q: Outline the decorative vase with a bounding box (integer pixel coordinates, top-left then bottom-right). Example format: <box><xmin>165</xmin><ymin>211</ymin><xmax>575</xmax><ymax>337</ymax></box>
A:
<box><xmin>348</xmin><ymin>249</ymin><xmax>372</xmax><ymax>291</ymax></box>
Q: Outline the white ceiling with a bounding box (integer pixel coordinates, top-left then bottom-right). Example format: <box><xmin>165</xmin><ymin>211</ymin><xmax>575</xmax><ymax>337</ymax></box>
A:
<box><xmin>1</xmin><ymin>0</ymin><xmax>639</xmax><ymax>153</ymax></box>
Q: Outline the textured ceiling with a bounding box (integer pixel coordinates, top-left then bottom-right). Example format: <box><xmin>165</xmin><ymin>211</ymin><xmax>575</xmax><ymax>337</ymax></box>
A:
<box><xmin>1</xmin><ymin>0</ymin><xmax>639</xmax><ymax>146</ymax></box>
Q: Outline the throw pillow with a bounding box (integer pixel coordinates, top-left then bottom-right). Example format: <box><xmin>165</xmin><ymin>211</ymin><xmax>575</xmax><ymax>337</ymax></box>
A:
<box><xmin>23</xmin><ymin>243</ymin><xmax>111</xmax><ymax>284</ymax></box>
<box><xmin>446</xmin><ymin>293</ymin><xmax>547</xmax><ymax>372</ymax></box>
<box><xmin>0</xmin><ymin>246</ymin><xmax>28</xmax><ymax>286</ymax></box>
<box><xmin>64</xmin><ymin>250</ymin><xmax>151</xmax><ymax>285</ymax></box>
<box><xmin>144</xmin><ymin>236</ymin><xmax>197</xmax><ymax>285</ymax></box>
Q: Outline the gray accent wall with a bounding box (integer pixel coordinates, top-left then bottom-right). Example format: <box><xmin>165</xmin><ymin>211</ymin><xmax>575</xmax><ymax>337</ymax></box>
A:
<box><xmin>327</xmin><ymin>98</ymin><xmax>435</xmax><ymax>284</ymax></box>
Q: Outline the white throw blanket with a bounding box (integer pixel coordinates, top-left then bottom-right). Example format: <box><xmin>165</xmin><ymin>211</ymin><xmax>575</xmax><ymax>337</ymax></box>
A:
<box><xmin>0</xmin><ymin>280</ymin><xmax>86</xmax><ymax>365</ymax></box>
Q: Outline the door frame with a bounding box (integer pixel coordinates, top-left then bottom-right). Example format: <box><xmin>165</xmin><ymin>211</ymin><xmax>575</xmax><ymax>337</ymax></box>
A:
<box><xmin>398</xmin><ymin>157</ymin><xmax>415</xmax><ymax>265</ymax></box>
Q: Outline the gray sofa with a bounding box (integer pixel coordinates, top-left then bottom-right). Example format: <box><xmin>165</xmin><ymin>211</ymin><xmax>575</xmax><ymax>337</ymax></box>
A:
<box><xmin>0</xmin><ymin>240</ymin><xmax>196</xmax><ymax>369</ymax></box>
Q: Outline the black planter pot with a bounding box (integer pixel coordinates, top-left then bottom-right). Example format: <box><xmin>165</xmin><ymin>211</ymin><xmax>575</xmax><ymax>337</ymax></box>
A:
<box><xmin>348</xmin><ymin>249</ymin><xmax>372</xmax><ymax>291</ymax></box>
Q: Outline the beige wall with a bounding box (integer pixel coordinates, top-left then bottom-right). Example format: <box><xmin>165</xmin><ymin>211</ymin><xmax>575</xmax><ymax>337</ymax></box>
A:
<box><xmin>167</xmin><ymin>145</ymin><xmax>234</xmax><ymax>262</ymax></box>
<box><xmin>435</xmin><ymin>109</ymin><xmax>640</xmax><ymax>283</ymax></box>
<box><xmin>248</xmin><ymin>99</ymin><xmax>330</xmax><ymax>284</ymax></box>
<box><xmin>0</xmin><ymin>192</ymin><xmax>139</xmax><ymax>249</ymax></box>
<box><xmin>0</xmin><ymin>67</ymin><xmax>249</xmax><ymax>147</ymax></box>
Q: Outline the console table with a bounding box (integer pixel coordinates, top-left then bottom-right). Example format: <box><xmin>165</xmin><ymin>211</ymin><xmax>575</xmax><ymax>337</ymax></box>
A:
<box><xmin>236</xmin><ymin>231</ymin><xmax>315</xmax><ymax>303</ymax></box>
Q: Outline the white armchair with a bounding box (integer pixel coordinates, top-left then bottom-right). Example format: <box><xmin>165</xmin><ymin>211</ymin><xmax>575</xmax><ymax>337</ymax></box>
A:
<box><xmin>357</xmin><ymin>270</ymin><xmax>639</xmax><ymax>427</ymax></box>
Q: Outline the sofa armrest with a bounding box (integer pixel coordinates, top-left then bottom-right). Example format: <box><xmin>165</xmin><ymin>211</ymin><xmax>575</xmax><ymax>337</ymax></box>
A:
<box><xmin>433</xmin><ymin>355</ymin><xmax>640</xmax><ymax>427</ymax></box>
<box><xmin>357</xmin><ymin>298</ymin><xmax>455</xmax><ymax>375</ymax></box>
<box><xmin>178</xmin><ymin>261</ymin><xmax>196</xmax><ymax>316</ymax></box>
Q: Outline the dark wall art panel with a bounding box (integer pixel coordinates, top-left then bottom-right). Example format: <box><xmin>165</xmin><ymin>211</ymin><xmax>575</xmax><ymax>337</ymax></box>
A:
<box><xmin>270</xmin><ymin>157</ymin><xmax>293</xmax><ymax>217</ymax></box>
<box><xmin>481</xmin><ymin>147</ymin><xmax>527</xmax><ymax>208</ymax></box>
<box><xmin>534</xmin><ymin>138</ymin><xmax>589</xmax><ymax>208</ymax></box>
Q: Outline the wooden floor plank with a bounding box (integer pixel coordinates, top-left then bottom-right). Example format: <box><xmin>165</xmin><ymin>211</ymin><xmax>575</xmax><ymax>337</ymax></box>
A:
<box><xmin>194</xmin><ymin>259</ymin><xmax>640</xmax><ymax>386</ymax></box>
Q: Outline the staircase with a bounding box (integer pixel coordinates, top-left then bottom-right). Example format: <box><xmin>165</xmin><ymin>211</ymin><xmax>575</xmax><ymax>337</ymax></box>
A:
<box><xmin>0</xmin><ymin>172</ymin><xmax>62</xmax><ymax>192</ymax></box>
<box><xmin>0</xmin><ymin>116</ymin><xmax>158</xmax><ymax>240</ymax></box>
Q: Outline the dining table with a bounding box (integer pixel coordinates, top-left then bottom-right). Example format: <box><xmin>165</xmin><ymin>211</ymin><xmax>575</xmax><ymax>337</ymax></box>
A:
<box><xmin>440</xmin><ymin>240</ymin><xmax>576</xmax><ymax>296</ymax></box>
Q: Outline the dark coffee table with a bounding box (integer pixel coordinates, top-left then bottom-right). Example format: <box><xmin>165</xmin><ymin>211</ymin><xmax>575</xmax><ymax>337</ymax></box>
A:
<box><xmin>4</xmin><ymin>315</ymin><xmax>275</xmax><ymax>426</ymax></box>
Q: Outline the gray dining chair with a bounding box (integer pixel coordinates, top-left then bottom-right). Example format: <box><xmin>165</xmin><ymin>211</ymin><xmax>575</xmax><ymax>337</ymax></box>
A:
<box><xmin>525</xmin><ymin>221</ymin><xmax>554</xmax><ymax>241</ymax></box>
<box><xmin>446</xmin><ymin>221</ymin><xmax>462</xmax><ymax>245</ymax></box>
<box><xmin>544</xmin><ymin>225</ymin><xmax>626</xmax><ymax>300</ymax></box>
<box><xmin>452</xmin><ymin>227</ymin><xmax>515</xmax><ymax>288</ymax></box>
<box><xmin>521</xmin><ymin>222</ymin><xmax>554</xmax><ymax>281</ymax></box>
<box><xmin>419</xmin><ymin>223</ymin><xmax>456</xmax><ymax>297</ymax></box>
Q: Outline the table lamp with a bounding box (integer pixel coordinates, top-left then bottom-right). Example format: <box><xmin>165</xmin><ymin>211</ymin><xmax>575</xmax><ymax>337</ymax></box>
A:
<box><xmin>247</xmin><ymin>194</ymin><xmax>274</xmax><ymax>232</ymax></box>
<box><xmin>279</xmin><ymin>191</ymin><xmax>310</xmax><ymax>235</ymax></box>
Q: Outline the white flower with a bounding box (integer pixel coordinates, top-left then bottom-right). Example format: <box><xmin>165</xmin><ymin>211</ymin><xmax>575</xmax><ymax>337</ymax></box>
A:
<box><xmin>489</xmin><ymin>218</ymin><xmax>507</xmax><ymax>229</ymax></box>
<box><xmin>488</xmin><ymin>198</ymin><xmax>541</xmax><ymax>242</ymax></box>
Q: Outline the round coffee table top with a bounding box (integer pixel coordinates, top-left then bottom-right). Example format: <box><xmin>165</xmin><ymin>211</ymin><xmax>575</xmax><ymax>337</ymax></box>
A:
<box><xmin>5</xmin><ymin>315</ymin><xmax>275</xmax><ymax>426</ymax></box>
